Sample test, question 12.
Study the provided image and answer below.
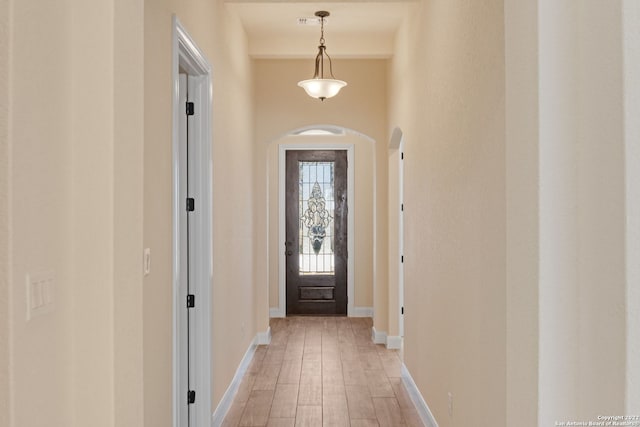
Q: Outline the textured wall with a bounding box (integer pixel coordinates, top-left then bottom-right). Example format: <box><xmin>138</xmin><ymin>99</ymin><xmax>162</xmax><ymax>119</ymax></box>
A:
<box><xmin>8</xmin><ymin>1</ymin><xmax>75</xmax><ymax>425</ymax></box>
<box><xmin>623</xmin><ymin>0</ymin><xmax>640</xmax><ymax>413</ymax></box>
<box><xmin>5</xmin><ymin>0</ymin><xmax>145</xmax><ymax>425</ymax></box>
<box><xmin>0</xmin><ymin>0</ymin><xmax>10</xmax><ymax>424</ymax></box>
<box><xmin>391</xmin><ymin>1</ymin><xmax>634</xmax><ymax>424</ymax></box>
<box><xmin>505</xmin><ymin>0</ymin><xmax>539</xmax><ymax>424</ymax></box>
<box><xmin>389</xmin><ymin>1</ymin><xmax>507</xmax><ymax>425</ymax></box>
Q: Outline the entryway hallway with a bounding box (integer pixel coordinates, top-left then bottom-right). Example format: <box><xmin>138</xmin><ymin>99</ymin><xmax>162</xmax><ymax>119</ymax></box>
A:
<box><xmin>222</xmin><ymin>317</ymin><xmax>423</xmax><ymax>426</ymax></box>
<box><xmin>4</xmin><ymin>1</ymin><xmax>639</xmax><ymax>426</ymax></box>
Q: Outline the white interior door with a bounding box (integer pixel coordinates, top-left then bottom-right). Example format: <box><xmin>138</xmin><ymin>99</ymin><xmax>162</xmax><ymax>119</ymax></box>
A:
<box><xmin>177</xmin><ymin>72</ymin><xmax>189</xmax><ymax>426</ymax></box>
<box><xmin>178</xmin><ymin>70</ymin><xmax>200</xmax><ymax>426</ymax></box>
<box><xmin>173</xmin><ymin>17</ymin><xmax>213</xmax><ymax>427</ymax></box>
<box><xmin>186</xmin><ymin>74</ymin><xmax>198</xmax><ymax>427</ymax></box>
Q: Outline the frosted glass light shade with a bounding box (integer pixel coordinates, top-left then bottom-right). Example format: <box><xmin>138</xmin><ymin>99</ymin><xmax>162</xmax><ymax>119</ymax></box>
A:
<box><xmin>298</xmin><ymin>78</ymin><xmax>347</xmax><ymax>100</ymax></box>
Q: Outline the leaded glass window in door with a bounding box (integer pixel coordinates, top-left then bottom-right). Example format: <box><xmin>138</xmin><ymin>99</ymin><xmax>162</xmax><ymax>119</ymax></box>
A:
<box><xmin>299</xmin><ymin>161</ymin><xmax>335</xmax><ymax>275</ymax></box>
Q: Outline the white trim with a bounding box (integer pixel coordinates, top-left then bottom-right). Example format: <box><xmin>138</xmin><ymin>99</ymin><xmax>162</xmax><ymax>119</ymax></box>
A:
<box><xmin>290</xmin><ymin>124</ymin><xmax>346</xmax><ymax>136</ymax></box>
<box><xmin>267</xmin><ymin>124</ymin><xmax>376</xmax><ymax>146</ymax></box>
<box><xmin>386</xmin><ymin>336</ymin><xmax>403</xmax><ymax>350</ymax></box>
<box><xmin>172</xmin><ymin>15</ymin><xmax>213</xmax><ymax>427</ymax></box>
<box><xmin>388</xmin><ymin>126</ymin><xmax>403</xmax><ymax>149</ymax></box>
<box><xmin>211</xmin><ymin>331</ymin><xmax>264</xmax><ymax>427</ymax></box>
<box><xmin>371</xmin><ymin>326</ymin><xmax>387</xmax><ymax>345</ymax></box>
<box><xmin>401</xmin><ymin>364</ymin><xmax>439</xmax><ymax>427</ymax></box>
<box><xmin>278</xmin><ymin>143</ymin><xmax>355</xmax><ymax>316</ymax></box>
<box><xmin>350</xmin><ymin>306</ymin><xmax>373</xmax><ymax>317</ymax></box>
<box><xmin>370</xmin><ymin>327</ymin><xmax>402</xmax><ymax>351</ymax></box>
<box><xmin>269</xmin><ymin>307</ymin><xmax>284</xmax><ymax>318</ymax></box>
<box><xmin>398</xmin><ymin>136</ymin><xmax>405</xmax><ymax>338</ymax></box>
<box><xmin>255</xmin><ymin>326</ymin><xmax>272</xmax><ymax>345</ymax></box>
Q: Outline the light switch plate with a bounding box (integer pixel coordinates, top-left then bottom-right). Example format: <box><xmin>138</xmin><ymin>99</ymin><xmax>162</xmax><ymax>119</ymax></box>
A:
<box><xmin>26</xmin><ymin>270</ymin><xmax>55</xmax><ymax>321</ymax></box>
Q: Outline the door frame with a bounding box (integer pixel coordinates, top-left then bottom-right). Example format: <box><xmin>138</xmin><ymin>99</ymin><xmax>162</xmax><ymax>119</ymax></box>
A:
<box><xmin>398</xmin><ymin>137</ymin><xmax>405</xmax><ymax>338</ymax></box>
<box><xmin>278</xmin><ymin>143</ymin><xmax>355</xmax><ymax>316</ymax></box>
<box><xmin>172</xmin><ymin>15</ymin><xmax>212</xmax><ymax>427</ymax></box>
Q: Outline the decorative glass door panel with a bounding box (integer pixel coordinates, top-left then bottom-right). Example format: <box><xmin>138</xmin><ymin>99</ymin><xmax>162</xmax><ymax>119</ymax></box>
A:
<box><xmin>299</xmin><ymin>161</ymin><xmax>335</xmax><ymax>275</ymax></box>
<box><xmin>286</xmin><ymin>150</ymin><xmax>347</xmax><ymax>315</ymax></box>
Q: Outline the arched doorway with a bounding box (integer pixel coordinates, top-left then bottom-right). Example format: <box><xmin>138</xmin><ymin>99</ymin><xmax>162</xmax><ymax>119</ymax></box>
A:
<box><xmin>266</xmin><ymin>125</ymin><xmax>376</xmax><ymax>317</ymax></box>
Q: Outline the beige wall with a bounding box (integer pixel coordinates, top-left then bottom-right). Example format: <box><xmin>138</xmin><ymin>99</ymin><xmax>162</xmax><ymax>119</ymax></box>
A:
<box><xmin>253</xmin><ymin>59</ymin><xmax>388</xmax><ymax>327</ymax></box>
<box><xmin>6</xmin><ymin>1</ymin><xmax>75</xmax><ymax>426</ymax></box>
<box><xmin>536</xmin><ymin>0</ymin><xmax>627</xmax><ymax>422</ymax></box>
<box><xmin>266</xmin><ymin>134</ymin><xmax>374</xmax><ymax>310</ymax></box>
<box><xmin>506</xmin><ymin>0</ymin><xmax>635</xmax><ymax>424</ymax></box>
<box><xmin>4</xmin><ymin>0</ymin><xmax>253</xmax><ymax>424</ymax></box>
<box><xmin>572</xmin><ymin>0</ymin><xmax>626</xmax><ymax>417</ymax></box>
<box><xmin>392</xmin><ymin>1</ymin><xmax>636</xmax><ymax>424</ymax></box>
<box><xmin>5</xmin><ymin>0</ymin><xmax>146</xmax><ymax>426</ymax></box>
<box><xmin>389</xmin><ymin>1</ymin><xmax>507</xmax><ymax>426</ymax></box>
<box><xmin>505</xmin><ymin>0</ymin><xmax>539</xmax><ymax>423</ymax></box>
<box><xmin>113</xmin><ymin>0</ymin><xmax>145</xmax><ymax>424</ymax></box>
<box><xmin>507</xmin><ymin>0</ymin><xmax>638</xmax><ymax>423</ymax></box>
<box><xmin>143</xmin><ymin>0</ymin><xmax>256</xmax><ymax>419</ymax></box>
<box><xmin>0</xmin><ymin>0</ymin><xmax>10</xmax><ymax>424</ymax></box>
<box><xmin>624</xmin><ymin>0</ymin><xmax>640</xmax><ymax>413</ymax></box>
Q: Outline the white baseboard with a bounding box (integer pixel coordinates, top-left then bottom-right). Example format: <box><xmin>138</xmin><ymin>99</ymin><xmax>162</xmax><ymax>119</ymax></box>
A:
<box><xmin>386</xmin><ymin>335</ymin><xmax>402</xmax><ymax>349</ymax></box>
<box><xmin>211</xmin><ymin>327</ymin><xmax>270</xmax><ymax>426</ymax></box>
<box><xmin>350</xmin><ymin>306</ymin><xmax>373</xmax><ymax>317</ymax></box>
<box><xmin>371</xmin><ymin>326</ymin><xmax>387</xmax><ymax>345</ymax></box>
<box><xmin>255</xmin><ymin>326</ymin><xmax>272</xmax><ymax>345</ymax></box>
<box><xmin>269</xmin><ymin>307</ymin><xmax>285</xmax><ymax>318</ymax></box>
<box><xmin>401</xmin><ymin>364</ymin><xmax>439</xmax><ymax>427</ymax></box>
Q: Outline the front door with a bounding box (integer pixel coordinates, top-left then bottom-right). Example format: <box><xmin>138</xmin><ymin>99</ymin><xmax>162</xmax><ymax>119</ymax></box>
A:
<box><xmin>286</xmin><ymin>150</ymin><xmax>348</xmax><ymax>315</ymax></box>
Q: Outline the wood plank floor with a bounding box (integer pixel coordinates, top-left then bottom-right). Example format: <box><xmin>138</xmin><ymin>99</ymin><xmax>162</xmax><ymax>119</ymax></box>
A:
<box><xmin>222</xmin><ymin>317</ymin><xmax>424</xmax><ymax>427</ymax></box>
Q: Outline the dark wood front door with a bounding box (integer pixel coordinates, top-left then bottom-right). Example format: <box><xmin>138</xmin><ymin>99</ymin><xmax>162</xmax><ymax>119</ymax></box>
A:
<box><xmin>286</xmin><ymin>150</ymin><xmax>347</xmax><ymax>315</ymax></box>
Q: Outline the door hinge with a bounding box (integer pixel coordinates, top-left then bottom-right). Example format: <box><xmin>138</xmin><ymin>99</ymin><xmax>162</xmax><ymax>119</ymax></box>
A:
<box><xmin>401</xmin><ymin>152</ymin><xmax>404</xmax><ymax>160</ymax></box>
<box><xmin>188</xmin><ymin>390</ymin><xmax>196</xmax><ymax>404</ymax></box>
<box><xmin>401</xmin><ymin>255</ymin><xmax>404</xmax><ymax>263</ymax></box>
<box><xmin>186</xmin><ymin>102</ymin><xmax>195</xmax><ymax>116</ymax></box>
<box><xmin>401</xmin><ymin>306</ymin><xmax>404</xmax><ymax>315</ymax></box>
<box><xmin>401</xmin><ymin>203</ymin><xmax>404</xmax><ymax>212</ymax></box>
<box><xmin>186</xmin><ymin>198</ymin><xmax>195</xmax><ymax>212</ymax></box>
<box><xmin>187</xmin><ymin>294</ymin><xmax>195</xmax><ymax>308</ymax></box>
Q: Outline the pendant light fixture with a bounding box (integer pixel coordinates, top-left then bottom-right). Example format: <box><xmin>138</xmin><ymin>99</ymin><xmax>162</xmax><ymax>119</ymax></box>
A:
<box><xmin>297</xmin><ymin>11</ymin><xmax>347</xmax><ymax>101</ymax></box>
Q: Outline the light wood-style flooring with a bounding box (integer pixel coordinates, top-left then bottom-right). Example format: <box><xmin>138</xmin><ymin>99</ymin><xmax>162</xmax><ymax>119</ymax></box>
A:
<box><xmin>222</xmin><ymin>317</ymin><xmax>424</xmax><ymax>427</ymax></box>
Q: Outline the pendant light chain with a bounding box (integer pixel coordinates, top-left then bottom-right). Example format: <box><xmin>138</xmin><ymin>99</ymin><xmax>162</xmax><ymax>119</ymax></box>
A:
<box><xmin>319</xmin><ymin>15</ymin><xmax>325</xmax><ymax>46</ymax></box>
<box><xmin>318</xmin><ymin>15</ymin><xmax>326</xmax><ymax>78</ymax></box>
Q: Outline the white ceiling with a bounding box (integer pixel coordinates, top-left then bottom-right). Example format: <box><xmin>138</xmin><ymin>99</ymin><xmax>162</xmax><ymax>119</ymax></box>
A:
<box><xmin>226</xmin><ymin>1</ymin><xmax>417</xmax><ymax>58</ymax></box>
